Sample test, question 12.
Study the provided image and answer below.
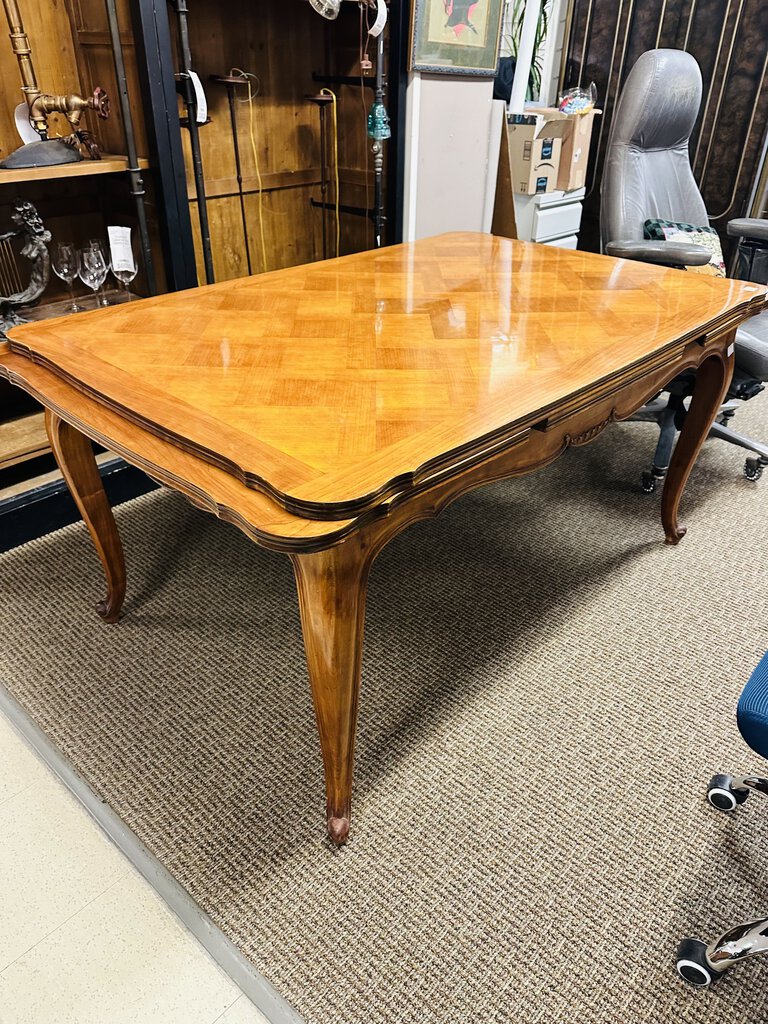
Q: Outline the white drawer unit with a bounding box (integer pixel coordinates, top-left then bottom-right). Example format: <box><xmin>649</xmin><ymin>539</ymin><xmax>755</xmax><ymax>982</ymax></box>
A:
<box><xmin>543</xmin><ymin>234</ymin><xmax>578</xmax><ymax>248</ymax></box>
<box><xmin>513</xmin><ymin>187</ymin><xmax>586</xmax><ymax>247</ymax></box>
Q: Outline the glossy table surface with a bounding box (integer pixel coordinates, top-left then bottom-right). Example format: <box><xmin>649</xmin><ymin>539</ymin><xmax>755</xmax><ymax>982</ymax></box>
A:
<box><xmin>7</xmin><ymin>233</ymin><xmax>765</xmax><ymax>520</ymax></box>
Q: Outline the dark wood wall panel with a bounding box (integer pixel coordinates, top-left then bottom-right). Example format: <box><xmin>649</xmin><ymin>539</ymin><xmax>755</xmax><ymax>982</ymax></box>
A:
<box><xmin>564</xmin><ymin>0</ymin><xmax>768</xmax><ymax>254</ymax></box>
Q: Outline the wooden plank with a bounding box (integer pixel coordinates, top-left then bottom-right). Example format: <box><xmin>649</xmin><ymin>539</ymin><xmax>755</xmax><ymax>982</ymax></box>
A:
<box><xmin>187</xmin><ymin>168</ymin><xmax>322</xmax><ymax>201</ymax></box>
<box><xmin>0</xmin><ymin>154</ymin><xmax>150</xmax><ymax>186</ymax></box>
<box><xmin>0</xmin><ymin>411</ymin><xmax>49</xmax><ymax>471</ymax></box>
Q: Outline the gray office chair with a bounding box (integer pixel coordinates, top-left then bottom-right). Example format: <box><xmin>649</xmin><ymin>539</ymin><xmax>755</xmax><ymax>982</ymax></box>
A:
<box><xmin>600</xmin><ymin>48</ymin><xmax>768</xmax><ymax>491</ymax></box>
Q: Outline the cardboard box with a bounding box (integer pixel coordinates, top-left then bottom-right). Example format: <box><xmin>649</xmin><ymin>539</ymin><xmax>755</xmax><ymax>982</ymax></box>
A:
<box><xmin>527</xmin><ymin>107</ymin><xmax>602</xmax><ymax>192</ymax></box>
<box><xmin>507</xmin><ymin>114</ymin><xmax>568</xmax><ymax>195</ymax></box>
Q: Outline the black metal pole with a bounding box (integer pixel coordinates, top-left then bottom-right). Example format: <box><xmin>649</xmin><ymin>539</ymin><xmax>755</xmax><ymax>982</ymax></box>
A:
<box><xmin>310</xmin><ymin>94</ymin><xmax>333</xmax><ymax>261</ymax></box>
<box><xmin>170</xmin><ymin>0</ymin><xmax>214</xmax><ymax>284</ymax></box>
<box><xmin>212</xmin><ymin>78</ymin><xmax>252</xmax><ymax>276</ymax></box>
<box><xmin>129</xmin><ymin>0</ymin><xmax>197</xmax><ymax>291</ymax></box>
<box><xmin>372</xmin><ymin>30</ymin><xmax>386</xmax><ymax>247</ymax></box>
<box><xmin>104</xmin><ymin>0</ymin><xmax>156</xmax><ymax>295</ymax></box>
<box><xmin>228</xmin><ymin>86</ymin><xmax>251</xmax><ymax>274</ymax></box>
<box><xmin>319</xmin><ymin>105</ymin><xmax>328</xmax><ymax>259</ymax></box>
<box><xmin>385</xmin><ymin>0</ymin><xmax>409</xmax><ymax>245</ymax></box>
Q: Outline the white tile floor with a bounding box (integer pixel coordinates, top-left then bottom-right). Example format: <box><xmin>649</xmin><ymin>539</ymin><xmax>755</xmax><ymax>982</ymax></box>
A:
<box><xmin>0</xmin><ymin>712</ymin><xmax>271</xmax><ymax>1024</ymax></box>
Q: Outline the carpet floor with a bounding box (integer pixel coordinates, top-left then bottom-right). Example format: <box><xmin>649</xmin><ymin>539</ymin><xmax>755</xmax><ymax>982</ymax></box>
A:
<box><xmin>1</xmin><ymin>402</ymin><xmax>768</xmax><ymax>1024</ymax></box>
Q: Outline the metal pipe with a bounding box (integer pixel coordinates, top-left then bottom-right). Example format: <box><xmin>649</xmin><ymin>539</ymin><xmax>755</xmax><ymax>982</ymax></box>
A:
<box><xmin>171</xmin><ymin>0</ymin><xmax>214</xmax><ymax>284</ymax></box>
<box><xmin>319</xmin><ymin>104</ymin><xmax>328</xmax><ymax>259</ymax></box>
<box><xmin>2</xmin><ymin>0</ymin><xmax>46</xmax><ymax>136</ymax></box>
<box><xmin>310</xmin><ymin>94</ymin><xmax>333</xmax><ymax>260</ymax></box>
<box><xmin>212</xmin><ymin>76</ymin><xmax>253</xmax><ymax>276</ymax></box>
<box><xmin>372</xmin><ymin>29</ymin><xmax>386</xmax><ymax>247</ymax></box>
<box><xmin>227</xmin><ymin>85</ymin><xmax>251</xmax><ymax>275</ymax></box>
<box><xmin>105</xmin><ymin>0</ymin><xmax>156</xmax><ymax>295</ymax></box>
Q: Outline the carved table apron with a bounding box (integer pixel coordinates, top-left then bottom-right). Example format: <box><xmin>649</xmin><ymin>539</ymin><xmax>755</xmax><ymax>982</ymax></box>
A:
<box><xmin>1</xmin><ymin>233</ymin><xmax>765</xmax><ymax>844</ymax></box>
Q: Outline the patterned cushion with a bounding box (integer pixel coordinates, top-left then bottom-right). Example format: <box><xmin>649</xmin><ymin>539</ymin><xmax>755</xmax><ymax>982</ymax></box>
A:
<box><xmin>643</xmin><ymin>218</ymin><xmax>726</xmax><ymax>277</ymax></box>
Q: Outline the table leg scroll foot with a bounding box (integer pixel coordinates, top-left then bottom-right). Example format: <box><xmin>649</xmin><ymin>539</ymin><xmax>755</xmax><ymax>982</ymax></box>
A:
<box><xmin>45</xmin><ymin>410</ymin><xmax>127</xmax><ymax>624</ymax></box>
<box><xmin>661</xmin><ymin>346</ymin><xmax>735</xmax><ymax>546</ymax></box>
<box><xmin>291</xmin><ymin>537</ymin><xmax>373</xmax><ymax>847</ymax></box>
<box><xmin>328</xmin><ymin>813</ymin><xmax>351</xmax><ymax>846</ymax></box>
<box><xmin>664</xmin><ymin>524</ymin><xmax>687</xmax><ymax>546</ymax></box>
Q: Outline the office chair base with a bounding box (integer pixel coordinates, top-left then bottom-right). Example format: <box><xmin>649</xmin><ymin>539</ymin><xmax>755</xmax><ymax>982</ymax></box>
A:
<box><xmin>677</xmin><ymin>919</ymin><xmax>768</xmax><ymax>988</ymax></box>
<box><xmin>676</xmin><ymin>938</ymin><xmax>722</xmax><ymax>987</ymax></box>
<box><xmin>707</xmin><ymin>773</ymin><xmax>768</xmax><ymax>810</ymax></box>
<box><xmin>707</xmin><ymin>773</ymin><xmax>751</xmax><ymax>810</ymax></box>
<box><xmin>744</xmin><ymin>456</ymin><xmax>767</xmax><ymax>481</ymax></box>
<box><xmin>641</xmin><ymin>467</ymin><xmax>666</xmax><ymax>493</ymax></box>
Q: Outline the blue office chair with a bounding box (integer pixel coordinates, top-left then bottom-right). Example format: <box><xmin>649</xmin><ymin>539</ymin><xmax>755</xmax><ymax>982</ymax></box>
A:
<box><xmin>676</xmin><ymin>651</ymin><xmax>768</xmax><ymax>987</ymax></box>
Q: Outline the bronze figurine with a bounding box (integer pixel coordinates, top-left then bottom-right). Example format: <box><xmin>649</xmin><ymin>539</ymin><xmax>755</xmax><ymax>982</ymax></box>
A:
<box><xmin>0</xmin><ymin>198</ymin><xmax>50</xmax><ymax>336</ymax></box>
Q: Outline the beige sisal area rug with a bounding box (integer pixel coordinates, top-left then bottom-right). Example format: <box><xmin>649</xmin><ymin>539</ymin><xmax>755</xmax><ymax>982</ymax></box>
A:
<box><xmin>1</xmin><ymin>401</ymin><xmax>768</xmax><ymax>1024</ymax></box>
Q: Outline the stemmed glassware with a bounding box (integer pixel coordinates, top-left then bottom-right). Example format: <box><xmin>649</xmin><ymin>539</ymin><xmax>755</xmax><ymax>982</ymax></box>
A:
<box><xmin>112</xmin><ymin>249</ymin><xmax>137</xmax><ymax>301</ymax></box>
<box><xmin>51</xmin><ymin>243</ymin><xmax>84</xmax><ymax>313</ymax></box>
<box><xmin>78</xmin><ymin>245</ymin><xmax>109</xmax><ymax>308</ymax></box>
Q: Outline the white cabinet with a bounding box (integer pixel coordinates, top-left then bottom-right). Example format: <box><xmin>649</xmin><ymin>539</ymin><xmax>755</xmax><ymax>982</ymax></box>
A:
<box><xmin>513</xmin><ymin>187</ymin><xmax>586</xmax><ymax>249</ymax></box>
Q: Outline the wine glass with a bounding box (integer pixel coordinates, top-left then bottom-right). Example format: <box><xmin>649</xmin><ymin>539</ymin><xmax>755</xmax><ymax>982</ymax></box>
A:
<box><xmin>113</xmin><ymin>262</ymin><xmax>137</xmax><ymax>301</ymax></box>
<box><xmin>86</xmin><ymin>240</ymin><xmax>111</xmax><ymax>307</ymax></box>
<box><xmin>51</xmin><ymin>242</ymin><xmax>84</xmax><ymax>313</ymax></box>
<box><xmin>78</xmin><ymin>248</ymin><xmax>109</xmax><ymax>309</ymax></box>
<box><xmin>110</xmin><ymin>243</ymin><xmax>138</xmax><ymax>302</ymax></box>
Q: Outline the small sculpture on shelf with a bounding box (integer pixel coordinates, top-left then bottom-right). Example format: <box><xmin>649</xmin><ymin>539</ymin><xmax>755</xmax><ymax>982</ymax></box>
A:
<box><xmin>26</xmin><ymin>86</ymin><xmax>111</xmax><ymax>161</ymax></box>
<box><xmin>0</xmin><ymin>197</ymin><xmax>50</xmax><ymax>337</ymax></box>
<box><xmin>0</xmin><ymin>0</ymin><xmax>111</xmax><ymax>168</ymax></box>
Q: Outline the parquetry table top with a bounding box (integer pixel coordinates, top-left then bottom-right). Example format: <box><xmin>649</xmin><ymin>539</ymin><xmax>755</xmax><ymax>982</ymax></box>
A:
<box><xmin>6</xmin><ymin>232</ymin><xmax>765</xmax><ymax>519</ymax></box>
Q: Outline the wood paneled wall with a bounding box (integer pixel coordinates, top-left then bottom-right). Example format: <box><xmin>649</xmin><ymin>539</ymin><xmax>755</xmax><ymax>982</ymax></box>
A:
<box><xmin>563</xmin><ymin>0</ymin><xmax>768</xmax><ymax>255</ymax></box>
<box><xmin>0</xmin><ymin>0</ymin><xmax>383</xmax><ymax>296</ymax></box>
<box><xmin>65</xmin><ymin>0</ymin><xmax>149</xmax><ymax>157</ymax></box>
<box><xmin>173</xmin><ymin>0</ymin><xmax>379</xmax><ymax>281</ymax></box>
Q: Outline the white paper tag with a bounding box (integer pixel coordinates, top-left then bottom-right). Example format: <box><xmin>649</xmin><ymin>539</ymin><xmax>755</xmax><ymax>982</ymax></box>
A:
<box><xmin>369</xmin><ymin>0</ymin><xmax>387</xmax><ymax>36</ymax></box>
<box><xmin>107</xmin><ymin>226</ymin><xmax>136</xmax><ymax>274</ymax></box>
<box><xmin>14</xmin><ymin>102</ymin><xmax>39</xmax><ymax>145</ymax></box>
<box><xmin>727</xmin><ymin>343</ymin><xmax>735</xmax><ymax>356</ymax></box>
<box><xmin>188</xmin><ymin>70</ymin><xmax>207</xmax><ymax>124</ymax></box>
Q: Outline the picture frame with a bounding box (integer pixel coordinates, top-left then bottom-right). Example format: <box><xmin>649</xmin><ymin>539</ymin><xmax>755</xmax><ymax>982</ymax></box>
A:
<box><xmin>410</xmin><ymin>0</ymin><xmax>505</xmax><ymax>77</ymax></box>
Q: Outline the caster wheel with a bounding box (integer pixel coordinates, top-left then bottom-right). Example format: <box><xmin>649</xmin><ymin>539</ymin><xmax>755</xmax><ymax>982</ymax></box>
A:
<box><xmin>707</xmin><ymin>773</ymin><xmax>749</xmax><ymax>811</ymax></box>
<box><xmin>641</xmin><ymin>470</ymin><xmax>656</xmax><ymax>494</ymax></box>
<box><xmin>677</xmin><ymin>937</ymin><xmax>721</xmax><ymax>987</ymax></box>
<box><xmin>744</xmin><ymin>458</ymin><xmax>763</xmax><ymax>482</ymax></box>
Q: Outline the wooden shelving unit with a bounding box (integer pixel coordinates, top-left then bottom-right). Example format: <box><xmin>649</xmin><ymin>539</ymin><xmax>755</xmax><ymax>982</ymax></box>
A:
<box><xmin>0</xmin><ymin>410</ymin><xmax>48</xmax><ymax>471</ymax></box>
<box><xmin>0</xmin><ymin>154</ymin><xmax>150</xmax><ymax>185</ymax></box>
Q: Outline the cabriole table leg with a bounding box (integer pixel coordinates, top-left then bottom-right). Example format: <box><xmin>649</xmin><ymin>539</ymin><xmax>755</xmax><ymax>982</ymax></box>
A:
<box><xmin>290</xmin><ymin>536</ymin><xmax>375</xmax><ymax>846</ymax></box>
<box><xmin>662</xmin><ymin>342</ymin><xmax>736</xmax><ymax>545</ymax></box>
<box><xmin>45</xmin><ymin>410</ymin><xmax>127</xmax><ymax>623</ymax></box>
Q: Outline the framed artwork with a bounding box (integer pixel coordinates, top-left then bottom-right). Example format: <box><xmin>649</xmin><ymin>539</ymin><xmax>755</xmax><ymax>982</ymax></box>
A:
<box><xmin>410</xmin><ymin>0</ymin><xmax>505</xmax><ymax>77</ymax></box>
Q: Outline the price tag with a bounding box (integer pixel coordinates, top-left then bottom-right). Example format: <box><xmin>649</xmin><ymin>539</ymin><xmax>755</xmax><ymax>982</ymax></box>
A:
<box><xmin>188</xmin><ymin>70</ymin><xmax>208</xmax><ymax>124</ymax></box>
<box><xmin>14</xmin><ymin>102</ymin><xmax>39</xmax><ymax>145</ymax></box>
<box><xmin>107</xmin><ymin>226</ymin><xmax>136</xmax><ymax>274</ymax></box>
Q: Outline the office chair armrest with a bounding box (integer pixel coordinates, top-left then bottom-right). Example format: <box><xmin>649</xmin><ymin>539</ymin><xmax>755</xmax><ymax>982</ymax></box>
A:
<box><xmin>727</xmin><ymin>218</ymin><xmax>768</xmax><ymax>242</ymax></box>
<box><xmin>605</xmin><ymin>239</ymin><xmax>711</xmax><ymax>268</ymax></box>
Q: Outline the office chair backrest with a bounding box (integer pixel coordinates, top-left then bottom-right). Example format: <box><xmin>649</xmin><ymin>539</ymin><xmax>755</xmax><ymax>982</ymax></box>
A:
<box><xmin>600</xmin><ymin>49</ymin><xmax>709</xmax><ymax>250</ymax></box>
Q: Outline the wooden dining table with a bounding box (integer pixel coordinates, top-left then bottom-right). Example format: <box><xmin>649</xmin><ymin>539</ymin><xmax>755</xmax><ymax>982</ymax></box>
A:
<box><xmin>1</xmin><ymin>232</ymin><xmax>765</xmax><ymax>844</ymax></box>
